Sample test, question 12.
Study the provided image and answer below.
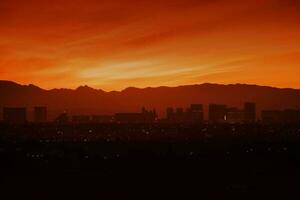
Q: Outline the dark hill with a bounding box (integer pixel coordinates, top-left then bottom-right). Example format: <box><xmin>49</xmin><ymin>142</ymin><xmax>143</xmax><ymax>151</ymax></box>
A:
<box><xmin>1</xmin><ymin>80</ymin><xmax>300</xmax><ymax>120</ymax></box>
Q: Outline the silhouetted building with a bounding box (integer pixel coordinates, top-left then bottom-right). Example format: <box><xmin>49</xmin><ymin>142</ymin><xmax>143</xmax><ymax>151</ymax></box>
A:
<box><xmin>261</xmin><ymin>110</ymin><xmax>282</xmax><ymax>123</ymax></box>
<box><xmin>115</xmin><ymin>108</ymin><xmax>157</xmax><ymax>123</ymax></box>
<box><xmin>190</xmin><ymin>104</ymin><xmax>203</xmax><ymax>111</ymax></box>
<box><xmin>115</xmin><ymin>113</ymin><xmax>145</xmax><ymax>123</ymax></box>
<box><xmin>92</xmin><ymin>115</ymin><xmax>113</xmax><ymax>123</ymax></box>
<box><xmin>55</xmin><ymin>112</ymin><xmax>69</xmax><ymax>124</ymax></box>
<box><xmin>186</xmin><ymin>104</ymin><xmax>204</xmax><ymax>123</ymax></box>
<box><xmin>209</xmin><ymin>104</ymin><xmax>227</xmax><ymax>123</ymax></box>
<box><xmin>34</xmin><ymin>106</ymin><xmax>47</xmax><ymax>123</ymax></box>
<box><xmin>282</xmin><ymin>109</ymin><xmax>300</xmax><ymax>124</ymax></box>
<box><xmin>3</xmin><ymin>107</ymin><xmax>27</xmax><ymax>124</ymax></box>
<box><xmin>166</xmin><ymin>107</ymin><xmax>174</xmax><ymax>120</ymax></box>
<box><xmin>166</xmin><ymin>104</ymin><xmax>203</xmax><ymax>123</ymax></box>
<box><xmin>72</xmin><ymin>115</ymin><xmax>90</xmax><ymax>123</ymax></box>
<box><xmin>226</xmin><ymin>107</ymin><xmax>244</xmax><ymax>124</ymax></box>
<box><xmin>176</xmin><ymin>107</ymin><xmax>184</xmax><ymax>115</ymax></box>
<box><xmin>262</xmin><ymin>109</ymin><xmax>300</xmax><ymax>124</ymax></box>
<box><xmin>142</xmin><ymin>107</ymin><xmax>157</xmax><ymax>122</ymax></box>
<box><xmin>244</xmin><ymin>102</ymin><xmax>256</xmax><ymax>123</ymax></box>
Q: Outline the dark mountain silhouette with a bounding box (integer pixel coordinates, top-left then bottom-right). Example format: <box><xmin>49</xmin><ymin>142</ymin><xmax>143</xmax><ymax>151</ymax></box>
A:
<box><xmin>1</xmin><ymin>80</ymin><xmax>300</xmax><ymax>120</ymax></box>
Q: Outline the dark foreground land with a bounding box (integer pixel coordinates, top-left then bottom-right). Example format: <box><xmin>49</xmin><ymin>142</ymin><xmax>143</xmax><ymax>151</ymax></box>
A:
<box><xmin>1</xmin><ymin>123</ymin><xmax>300</xmax><ymax>199</ymax></box>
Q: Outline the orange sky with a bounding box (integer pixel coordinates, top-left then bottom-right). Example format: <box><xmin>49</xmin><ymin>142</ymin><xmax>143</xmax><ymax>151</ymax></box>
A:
<box><xmin>1</xmin><ymin>0</ymin><xmax>300</xmax><ymax>91</ymax></box>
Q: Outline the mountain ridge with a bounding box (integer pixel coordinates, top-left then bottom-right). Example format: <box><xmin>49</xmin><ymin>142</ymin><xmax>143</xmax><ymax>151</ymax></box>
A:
<box><xmin>1</xmin><ymin>80</ymin><xmax>300</xmax><ymax>92</ymax></box>
<box><xmin>1</xmin><ymin>80</ymin><xmax>300</xmax><ymax>120</ymax></box>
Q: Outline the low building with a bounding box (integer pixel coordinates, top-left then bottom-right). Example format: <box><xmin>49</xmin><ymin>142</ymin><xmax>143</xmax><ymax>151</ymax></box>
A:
<box><xmin>72</xmin><ymin>115</ymin><xmax>90</xmax><ymax>123</ymax></box>
<box><xmin>55</xmin><ymin>112</ymin><xmax>69</xmax><ymax>124</ymax></box>
<box><xmin>3</xmin><ymin>107</ymin><xmax>27</xmax><ymax>124</ymax></box>
<box><xmin>115</xmin><ymin>108</ymin><xmax>157</xmax><ymax>123</ymax></box>
<box><xmin>261</xmin><ymin>110</ymin><xmax>283</xmax><ymax>123</ymax></box>
<box><xmin>262</xmin><ymin>109</ymin><xmax>300</xmax><ymax>124</ymax></box>
<box><xmin>166</xmin><ymin>104</ymin><xmax>204</xmax><ymax>123</ymax></box>
<box><xmin>226</xmin><ymin>107</ymin><xmax>244</xmax><ymax>124</ymax></box>
<box><xmin>91</xmin><ymin>115</ymin><xmax>113</xmax><ymax>123</ymax></box>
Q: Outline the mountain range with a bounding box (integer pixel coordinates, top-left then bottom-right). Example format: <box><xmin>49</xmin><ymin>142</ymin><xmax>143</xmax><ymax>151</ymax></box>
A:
<box><xmin>1</xmin><ymin>80</ymin><xmax>300</xmax><ymax>120</ymax></box>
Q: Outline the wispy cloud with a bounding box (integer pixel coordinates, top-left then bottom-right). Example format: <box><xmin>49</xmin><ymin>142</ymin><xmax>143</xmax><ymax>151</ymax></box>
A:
<box><xmin>1</xmin><ymin>0</ymin><xmax>300</xmax><ymax>89</ymax></box>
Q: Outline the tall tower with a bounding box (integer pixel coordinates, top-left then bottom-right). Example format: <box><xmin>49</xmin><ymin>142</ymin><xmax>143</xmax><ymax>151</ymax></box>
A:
<box><xmin>188</xmin><ymin>104</ymin><xmax>204</xmax><ymax>122</ymax></box>
<box><xmin>244</xmin><ymin>102</ymin><xmax>256</xmax><ymax>123</ymax></box>
<box><xmin>34</xmin><ymin>106</ymin><xmax>47</xmax><ymax>123</ymax></box>
<box><xmin>166</xmin><ymin>107</ymin><xmax>174</xmax><ymax>120</ymax></box>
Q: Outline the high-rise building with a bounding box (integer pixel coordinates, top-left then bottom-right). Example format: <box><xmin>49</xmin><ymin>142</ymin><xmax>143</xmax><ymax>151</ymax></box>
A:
<box><xmin>34</xmin><ymin>106</ymin><xmax>47</xmax><ymax>123</ymax></box>
<box><xmin>208</xmin><ymin>104</ymin><xmax>227</xmax><ymax>123</ymax></box>
<box><xmin>3</xmin><ymin>107</ymin><xmax>27</xmax><ymax>124</ymax></box>
<box><xmin>190</xmin><ymin>104</ymin><xmax>203</xmax><ymax>112</ymax></box>
<box><xmin>187</xmin><ymin>104</ymin><xmax>204</xmax><ymax>123</ymax></box>
<box><xmin>244</xmin><ymin>102</ymin><xmax>256</xmax><ymax>123</ymax></box>
<box><xmin>173</xmin><ymin>108</ymin><xmax>184</xmax><ymax>122</ymax></box>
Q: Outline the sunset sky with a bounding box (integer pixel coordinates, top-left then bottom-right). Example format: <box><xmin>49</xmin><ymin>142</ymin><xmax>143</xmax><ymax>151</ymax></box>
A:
<box><xmin>1</xmin><ymin>0</ymin><xmax>300</xmax><ymax>91</ymax></box>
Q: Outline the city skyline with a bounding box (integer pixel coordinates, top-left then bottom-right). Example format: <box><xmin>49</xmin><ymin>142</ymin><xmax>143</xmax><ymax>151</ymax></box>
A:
<box><xmin>1</xmin><ymin>80</ymin><xmax>300</xmax><ymax>120</ymax></box>
<box><xmin>3</xmin><ymin>102</ymin><xmax>300</xmax><ymax>124</ymax></box>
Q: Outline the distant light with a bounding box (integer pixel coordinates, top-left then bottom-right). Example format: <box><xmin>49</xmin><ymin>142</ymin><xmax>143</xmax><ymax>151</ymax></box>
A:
<box><xmin>283</xmin><ymin>147</ymin><xmax>287</xmax><ymax>151</ymax></box>
<box><xmin>267</xmin><ymin>147</ymin><xmax>272</xmax><ymax>151</ymax></box>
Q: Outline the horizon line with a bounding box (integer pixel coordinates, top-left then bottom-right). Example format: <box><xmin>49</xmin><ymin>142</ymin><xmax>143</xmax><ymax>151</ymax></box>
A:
<box><xmin>1</xmin><ymin>79</ymin><xmax>300</xmax><ymax>92</ymax></box>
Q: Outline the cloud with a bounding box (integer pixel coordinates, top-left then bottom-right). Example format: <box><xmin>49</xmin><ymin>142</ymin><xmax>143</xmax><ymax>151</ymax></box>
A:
<box><xmin>1</xmin><ymin>0</ymin><xmax>300</xmax><ymax>89</ymax></box>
